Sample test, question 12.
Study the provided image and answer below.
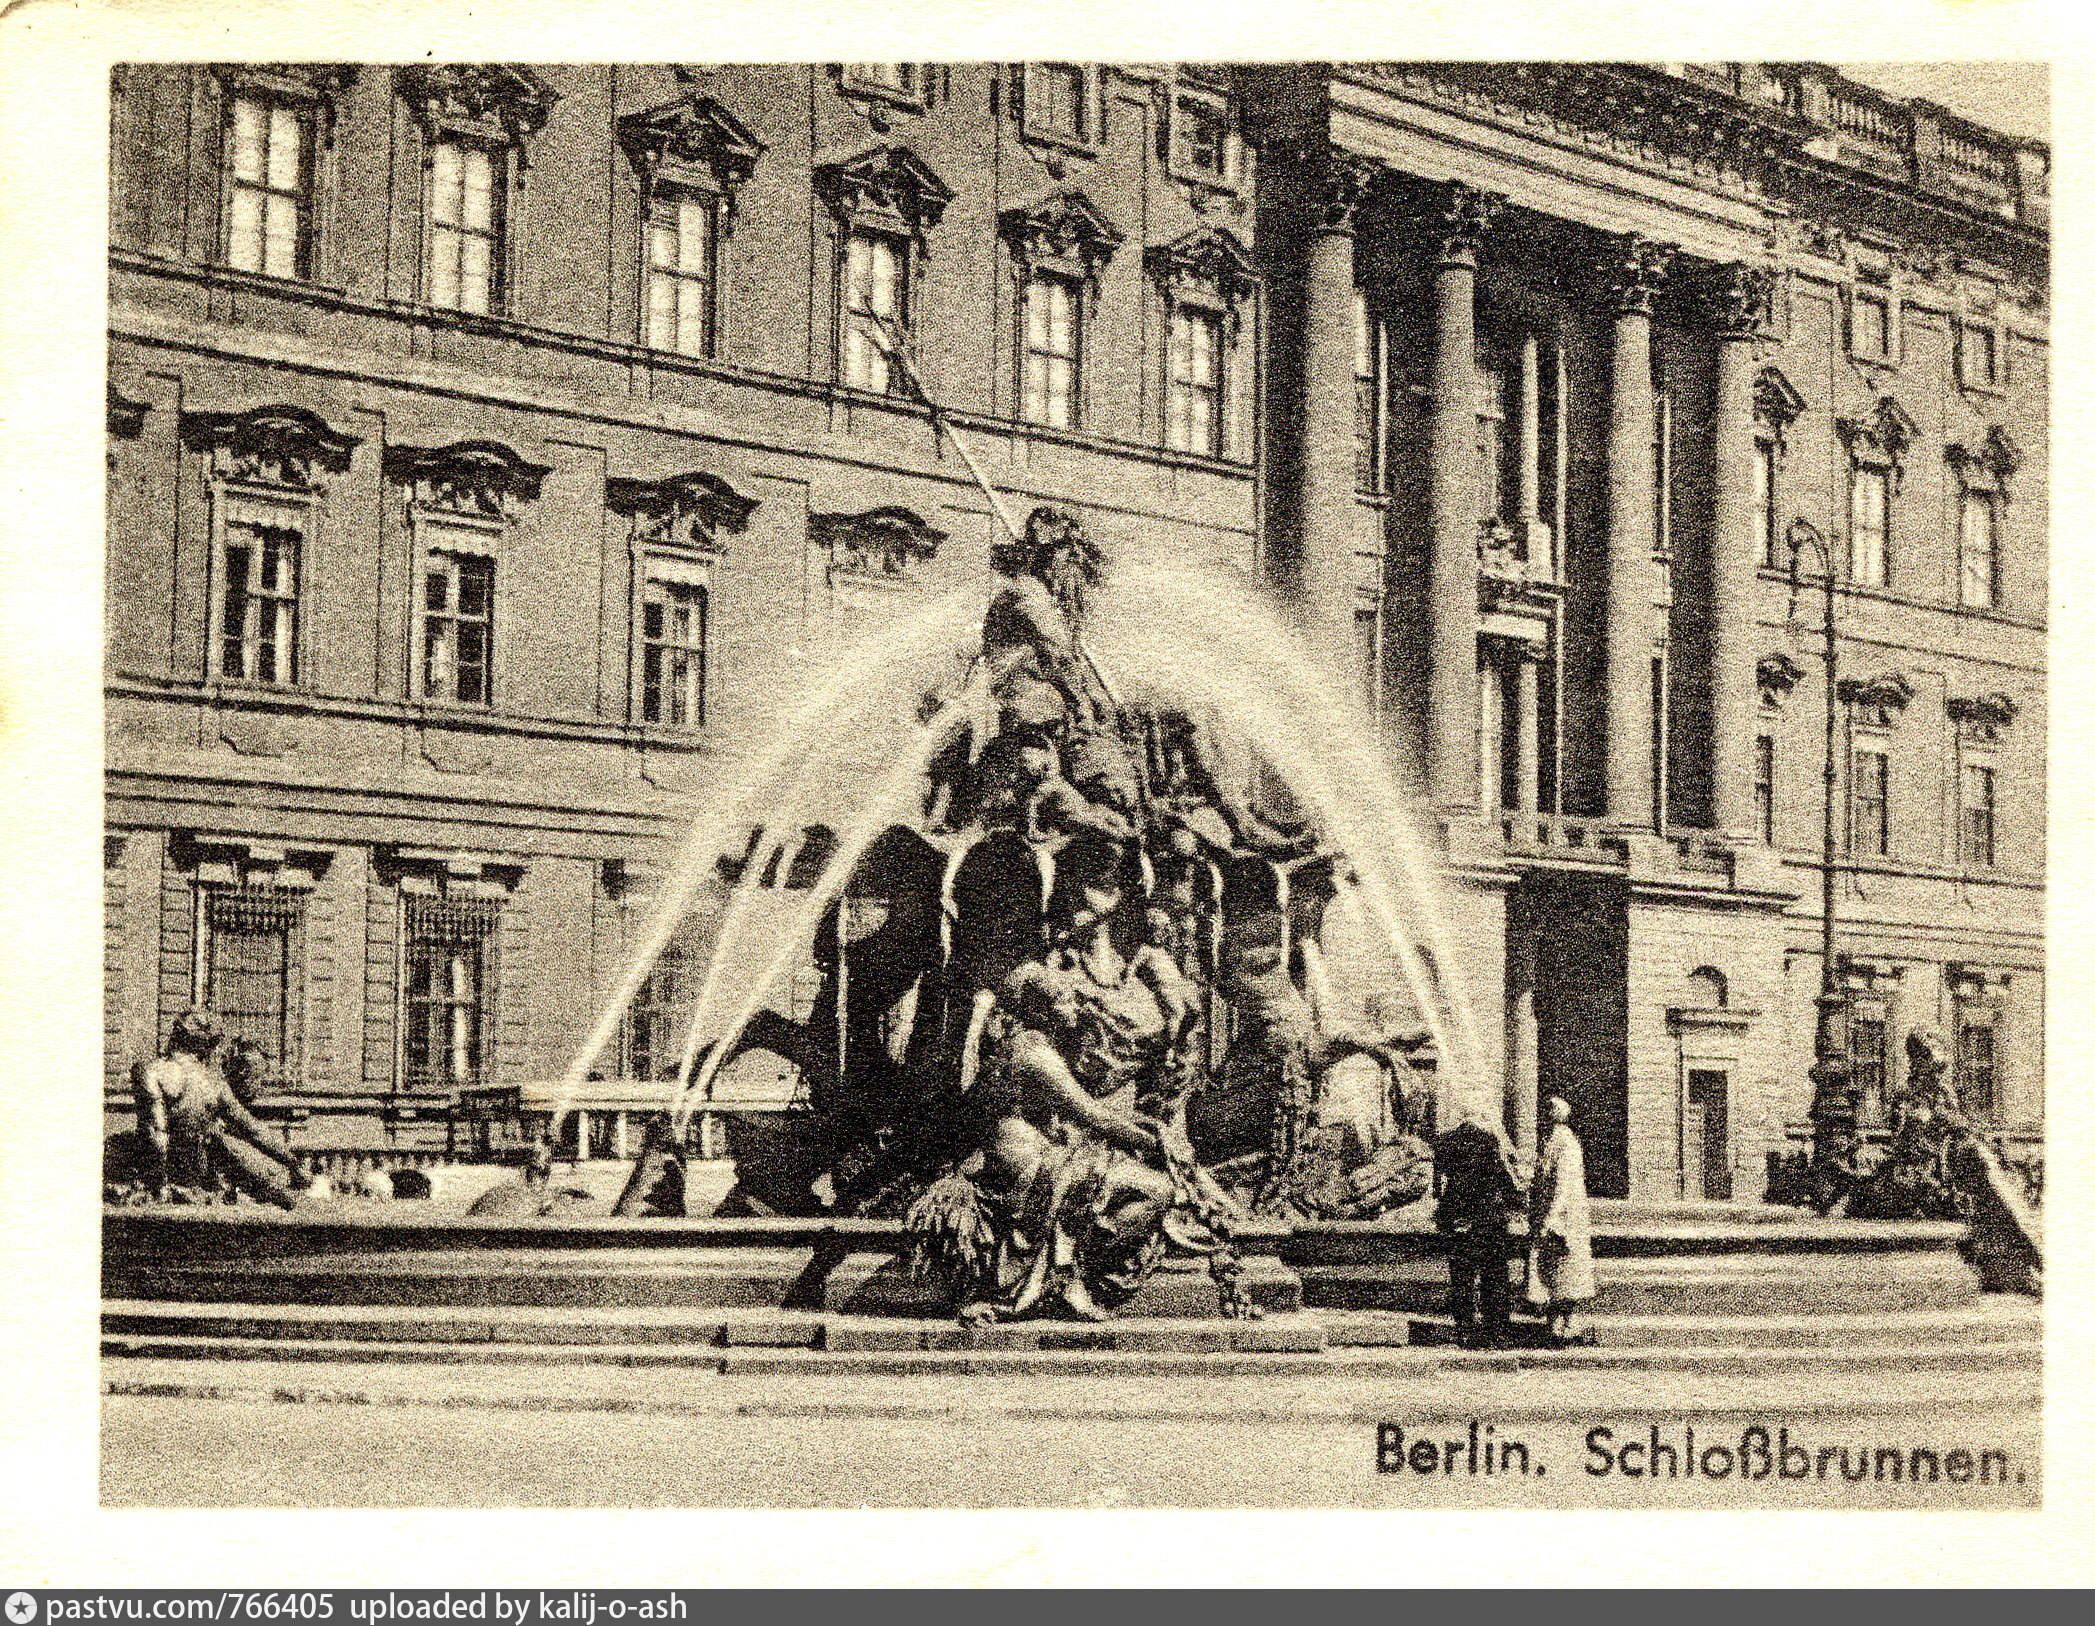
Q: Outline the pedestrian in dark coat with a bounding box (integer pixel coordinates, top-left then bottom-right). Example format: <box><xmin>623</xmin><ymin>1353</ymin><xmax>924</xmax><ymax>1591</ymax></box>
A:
<box><xmin>1432</xmin><ymin>1096</ymin><xmax>1526</xmax><ymax>1347</ymax></box>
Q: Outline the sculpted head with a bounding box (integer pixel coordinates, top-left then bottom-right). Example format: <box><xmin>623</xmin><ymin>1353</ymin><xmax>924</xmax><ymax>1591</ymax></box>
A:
<box><xmin>993</xmin><ymin>505</ymin><xmax>1106</xmax><ymax>625</ymax></box>
<box><xmin>168</xmin><ymin>1006</ymin><xmax>224</xmax><ymax>1059</ymax></box>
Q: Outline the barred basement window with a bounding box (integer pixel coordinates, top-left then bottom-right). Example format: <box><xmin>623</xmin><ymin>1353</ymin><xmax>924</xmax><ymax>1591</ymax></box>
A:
<box><xmin>401</xmin><ymin>895</ymin><xmax>498</xmax><ymax>1092</ymax></box>
<box><xmin>623</xmin><ymin>925</ymin><xmax>703</xmax><ymax>1081</ymax></box>
<box><xmin>199</xmin><ymin>885</ymin><xmax>303</xmax><ymax>1079</ymax></box>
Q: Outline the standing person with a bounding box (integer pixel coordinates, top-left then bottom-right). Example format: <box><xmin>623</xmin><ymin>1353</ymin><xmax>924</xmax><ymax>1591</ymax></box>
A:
<box><xmin>1432</xmin><ymin>1096</ymin><xmax>1526</xmax><ymax>1348</ymax></box>
<box><xmin>1526</xmin><ymin>1095</ymin><xmax>1598</xmax><ymax>1347</ymax></box>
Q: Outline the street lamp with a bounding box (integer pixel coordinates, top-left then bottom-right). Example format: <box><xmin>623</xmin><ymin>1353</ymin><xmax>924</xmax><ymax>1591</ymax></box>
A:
<box><xmin>1783</xmin><ymin>518</ymin><xmax>1854</xmax><ymax>1172</ymax></box>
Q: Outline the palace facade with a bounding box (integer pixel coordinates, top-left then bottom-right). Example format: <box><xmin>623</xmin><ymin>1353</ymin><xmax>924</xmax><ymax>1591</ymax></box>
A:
<box><xmin>105</xmin><ymin>62</ymin><xmax>2045</xmax><ymax>1196</ymax></box>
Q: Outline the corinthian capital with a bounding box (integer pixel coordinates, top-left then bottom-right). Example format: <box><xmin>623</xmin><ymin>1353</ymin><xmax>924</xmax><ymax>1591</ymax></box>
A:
<box><xmin>1605</xmin><ymin>234</ymin><xmax>1676</xmax><ymax>317</ymax></box>
<box><xmin>1310</xmin><ymin>151</ymin><xmax>1388</xmax><ymax>232</ymax></box>
<box><xmin>1424</xmin><ymin>180</ymin><xmax>1504</xmax><ymax>266</ymax></box>
<box><xmin>1701</xmin><ymin>261</ymin><xmax>1776</xmax><ymax>338</ymax></box>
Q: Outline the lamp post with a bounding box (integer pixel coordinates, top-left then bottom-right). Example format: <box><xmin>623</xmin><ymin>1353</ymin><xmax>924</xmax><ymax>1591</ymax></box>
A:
<box><xmin>1784</xmin><ymin>518</ymin><xmax>1854</xmax><ymax>1170</ymax></box>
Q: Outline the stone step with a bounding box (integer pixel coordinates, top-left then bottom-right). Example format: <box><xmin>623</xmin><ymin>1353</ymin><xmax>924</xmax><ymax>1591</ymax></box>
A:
<box><xmin>100</xmin><ymin>1328</ymin><xmax>2041</xmax><ymax>1380</ymax></box>
<box><xmin>106</xmin><ymin>1252</ymin><xmax>1303</xmax><ymax>1316</ymax></box>
<box><xmin>102</xmin><ymin>1295</ymin><xmax>2038</xmax><ymax>1362</ymax></box>
<box><xmin>1300</xmin><ymin>1249</ymin><xmax>1983</xmax><ymax>1316</ymax></box>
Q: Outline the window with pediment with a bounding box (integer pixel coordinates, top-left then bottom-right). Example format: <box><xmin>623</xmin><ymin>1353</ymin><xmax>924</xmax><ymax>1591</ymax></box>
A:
<box><xmin>397</xmin><ymin>65</ymin><xmax>555</xmax><ymax>317</ymax></box>
<box><xmin>816</xmin><ymin>146</ymin><xmax>954</xmax><ymax>396</ymax></box>
<box><xmin>384</xmin><ymin>440</ymin><xmax>550</xmax><ymax>706</ymax></box>
<box><xmin>608</xmin><ymin>471</ymin><xmax>758</xmax><ymax>729</ymax></box>
<box><xmin>1947</xmin><ymin>426</ymin><xmax>2021</xmax><ymax>610</ymax></box>
<box><xmin>1752</xmin><ymin>366</ymin><xmax>1806</xmax><ymax>568</ymax></box>
<box><xmin>1145</xmin><ymin>226</ymin><xmax>1256</xmax><ymax>459</ymax></box>
<box><xmin>1844</xmin><ymin>267</ymin><xmax>1903</xmax><ymax>366</ymax></box>
<box><xmin>1836</xmin><ymin>395</ymin><xmax>1918</xmax><ymax>588</ymax></box>
<box><xmin>210</xmin><ymin>66</ymin><xmax>355</xmax><ymax>281</ymax></box>
<box><xmin>183</xmin><ymin>405</ymin><xmax>359</xmax><ymax>689</ymax></box>
<box><xmin>1001</xmin><ymin>191</ymin><xmax>1122</xmax><ymax>430</ymax></box>
<box><xmin>618</xmin><ymin>93</ymin><xmax>765</xmax><ymax>360</ymax></box>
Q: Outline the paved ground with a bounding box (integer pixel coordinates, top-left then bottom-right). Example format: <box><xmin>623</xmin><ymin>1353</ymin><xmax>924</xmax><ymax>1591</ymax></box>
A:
<box><xmin>102</xmin><ymin>1354</ymin><xmax>2040</xmax><ymax>1509</ymax></box>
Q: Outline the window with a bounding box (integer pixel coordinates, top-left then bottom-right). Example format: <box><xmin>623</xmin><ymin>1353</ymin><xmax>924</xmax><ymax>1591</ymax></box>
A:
<box><xmin>1172</xmin><ymin>93</ymin><xmax>1231</xmax><ymax>182</ymax></box>
<box><xmin>1753</xmin><ymin>440</ymin><xmax>1778</xmax><ymax>569</ymax></box>
<box><xmin>421</xmin><ymin>548</ymin><xmax>494</xmax><ymax>703</ymax></box>
<box><xmin>1851</xmin><ymin>290</ymin><xmax>1892</xmax><ymax>360</ymax></box>
<box><xmin>1024</xmin><ymin>63</ymin><xmax>1090</xmax><ymax>142</ymax></box>
<box><xmin>218</xmin><ymin>513</ymin><xmax>302</xmax><ymax>684</ymax></box>
<box><xmin>646</xmin><ymin>191</ymin><xmax>717</xmax><ymax>357</ymax></box>
<box><xmin>623</xmin><ymin>926</ymin><xmax>701</xmax><ymax>1081</ymax></box>
<box><xmin>199</xmin><ymin>885</ymin><xmax>302</xmax><ymax>1078</ymax></box>
<box><xmin>1354</xmin><ymin>291</ymin><xmax>1382</xmax><ymax>492</ymax></box>
<box><xmin>426</xmin><ymin>137</ymin><xmax>505</xmax><ymax>313</ymax></box>
<box><xmin>1960</xmin><ymin>487</ymin><xmax>2000</xmax><ymax>608</ymax></box>
<box><xmin>640</xmin><ymin>575</ymin><xmax>707</xmax><ymax>727</ymax></box>
<box><xmin>1475</xmin><ymin>347</ymin><xmax>1511</xmax><ymax>520</ymax></box>
<box><xmin>1754</xmin><ymin>734</ymin><xmax>1775</xmax><ymax>843</ymax></box>
<box><xmin>1956</xmin><ymin>1018</ymin><xmax>1998</xmax><ymax>1118</ymax></box>
<box><xmin>1165</xmin><ymin>305</ymin><xmax>1224</xmax><ymax>455</ymax></box>
<box><xmin>1849</xmin><ymin>464</ymin><xmax>1889</xmax><ymax>586</ymax></box>
<box><xmin>1850</xmin><ymin>746</ymin><xmax>1889</xmax><ymax>857</ymax></box>
<box><xmin>1961</xmin><ymin>763</ymin><xmax>1997</xmax><ymax>868</ymax></box>
<box><xmin>1651</xmin><ymin>654</ymin><xmax>1669</xmax><ymax>830</ymax></box>
<box><xmin>1959</xmin><ymin>319</ymin><xmax>2001</xmax><ymax>389</ymax></box>
<box><xmin>1021</xmin><ymin>270</ymin><xmax>1082</xmax><ymax>429</ymax></box>
<box><xmin>845</xmin><ymin>64</ymin><xmax>919</xmax><ymax>100</ymax></box>
<box><xmin>225</xmin><ymin>95</ymin><xmax>311</xmax><ymax>277</ymax></box>
<box><xmin>842</xmin><ymin>229</ymin><xmax>908</xmax><ymax>393</ymax></box>
<box><xmin>1848</xmin><ymin>1013</ymin><xmax>1889</xmax><ymax>1124</ymax></box>
<box><xmin>401</xmin><ymin>895</ymin><xmax>497</xmax><ymax>1092</ymax></box>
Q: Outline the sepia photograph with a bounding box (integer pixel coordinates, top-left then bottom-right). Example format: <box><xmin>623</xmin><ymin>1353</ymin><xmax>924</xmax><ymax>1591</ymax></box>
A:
<box><xmin>88</xmin><ymin>52</ymin><xmax>2053</xmax><ymax>1517</ymax></box>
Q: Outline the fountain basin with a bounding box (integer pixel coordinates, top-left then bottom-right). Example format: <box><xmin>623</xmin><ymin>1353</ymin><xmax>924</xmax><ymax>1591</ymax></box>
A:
<box><xmin>104</xmin><ymin>1203</ymin><xmax>1983</xmax><ymax>1319</ymax></box>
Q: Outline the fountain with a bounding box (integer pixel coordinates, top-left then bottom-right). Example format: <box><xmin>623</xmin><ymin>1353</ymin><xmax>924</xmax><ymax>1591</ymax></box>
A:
<box><xmin>551</xmin><ymin>487</ymin><xmax>1469</xmax><ymax>1321</ymax></box>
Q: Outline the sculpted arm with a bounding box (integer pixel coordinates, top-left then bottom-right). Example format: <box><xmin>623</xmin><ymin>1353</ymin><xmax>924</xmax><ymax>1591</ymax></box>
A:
<box><xmin>1005</xmin><ymin>1029</ymin><xmax>1160</xmax><ymax>1159</ymax></box>
<box><xmin>131</xmin><ymin>1059</ymin><xmax>170</xmax><ymax>1185</ymax></box>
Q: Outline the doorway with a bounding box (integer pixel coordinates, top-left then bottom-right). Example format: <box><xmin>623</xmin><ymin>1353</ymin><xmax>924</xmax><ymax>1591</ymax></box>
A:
<box><xmin>1684</xmin><ymin>1069</ymin><xmax>1731</xmax><ymax>1199</ymax></box>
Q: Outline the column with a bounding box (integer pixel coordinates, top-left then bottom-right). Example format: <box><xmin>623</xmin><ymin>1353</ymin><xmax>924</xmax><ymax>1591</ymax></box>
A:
<box><xmin>1507</xmin><ymin>931</ymin><xmax>1540</xmax><ymax>1157</ymax></box>
<box><xmin>1425</xmin><ymin>181</ymin><xmax>1503</xmax><ymax>808</ymax></box>
<box><xmin>1514</xmin><ymin>645</ymin><xmax>1541</xmax><ymax>820</ymax></box>
<box><xmin>1705</xmin><ymin>262</ymin><xmax>1775</xmax><ymax>838</ymax></box>
<box><xmin>1602</xmin><ymin>234</ymin><xmax>1673</xmax><ymax>828</ymax></box>
<box><xmin>1296</xmin><ymin>151</ymin><xmax>1388</xmax><ymax>684</ymax></box>
<box><xmin>1515</xmin><ymin>329</ymin><xmax>1541</xmax><ymax>530</ymax></box>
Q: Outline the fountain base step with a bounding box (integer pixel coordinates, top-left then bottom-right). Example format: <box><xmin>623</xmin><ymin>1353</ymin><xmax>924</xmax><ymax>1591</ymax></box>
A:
<box><xmin>102</xmin><ymin>1297</ymin><xmax>2037</xmax><ymax>1372</ymax></box>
